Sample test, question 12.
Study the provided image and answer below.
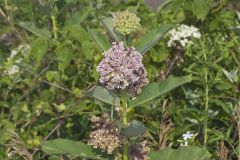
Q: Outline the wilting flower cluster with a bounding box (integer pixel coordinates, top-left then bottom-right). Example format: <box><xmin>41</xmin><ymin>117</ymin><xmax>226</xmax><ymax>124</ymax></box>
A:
<box><xmin>129</xmin><ymin>141</ymin><xmax>150</xmax><ymax>160</ymax></box>
<box><xmin>88</xmin><ymin>114</ymin><xmax>121</xmax><ymax>154</ymax></box>
<box><xmin>113</xmin><ymin>10</ymin><xmax>140</xmax><ymax>35</ymax></box>
<box><xmin>167</xmin><ymin>24</ymin><xmax>201</xmax><ymax>48</ymax></box>
<box><xmin>96</xmin><ymin>42</ymin><xmax>148</xmax><ymax>97</ymax></box>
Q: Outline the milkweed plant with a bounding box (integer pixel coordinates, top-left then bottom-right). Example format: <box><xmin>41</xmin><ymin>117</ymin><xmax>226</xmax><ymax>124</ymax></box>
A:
<box><xmin>3</xmin><ymin>0</ymin><xmax>238</xmax><ymax>160</ymax></box>
<box><xmin>42</xmin><ymin>9</ymin><xmax>194</xmax><ymax>160</ymax></box>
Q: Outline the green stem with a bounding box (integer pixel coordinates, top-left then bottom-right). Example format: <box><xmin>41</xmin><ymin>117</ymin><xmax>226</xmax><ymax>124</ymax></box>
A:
<box><xmin>238</xmin><ymin>102</ymin><xmax>240</xmax><ymax>160</ymax></box>
<box><xmin>121</xmin><ymin>91</ymin><xmax>128</xmax><ymax>160</ymax></box>
<box><xmin>51</xmin><ymin>15</ymin><xmax>58</xmax><ymax>39</ymax></box>
<box><xmin>123</xmin><ymin>144</ymin><xmax>128</xmax><ymax>160</ymax></box>
<box><xmin>203</xmin><ymin>52</ymin><xmax>209</xmax><ymax>148</ymax></box>
<box><xmin>122</xmin><ymin>91</ymin><xmax>128</xmax><ymax>126</ymax></box>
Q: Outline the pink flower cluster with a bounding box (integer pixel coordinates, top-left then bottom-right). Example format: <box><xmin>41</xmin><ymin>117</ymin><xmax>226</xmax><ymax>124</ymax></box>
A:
<box><xmin>97</xmin><ymin>42</ymin><xmax>148</xmax><ymax>97</ymax></box>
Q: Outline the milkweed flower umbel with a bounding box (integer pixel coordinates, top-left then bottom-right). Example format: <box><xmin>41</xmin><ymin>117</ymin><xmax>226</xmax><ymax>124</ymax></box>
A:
<box><xmin>113</xmin><ymin>11</ymin><xmax>140</xmax><ymax>35</ymax></box>
<box><xmin>96</xmin><ymin>42</ymin><xmax>148</xmax><ymax>97</ymax></box>
<box><xmin>88</xmin><ymin>114</ymin><xmax>120</xmax><ymax>154</ymax></box>
<box><xmin>167</xmin><ymin>24</ymin><xmax>201</xmax><ymax>48</ymax></box>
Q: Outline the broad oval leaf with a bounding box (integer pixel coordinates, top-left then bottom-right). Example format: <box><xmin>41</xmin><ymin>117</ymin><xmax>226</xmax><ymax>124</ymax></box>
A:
<box><xmin>121</xmin><ymin>120</ymin><xmax>146</xmax><ymax>138</ymax></box>
<box><xmin>149</xmin><ymin>146</ymin><xmax>211</xmax><ymax>160</ymax></box>
<box><xmin>65</xmin><ymin>7</ymin><xmax>91</xmax><ymax>25</ymax></box>
<box><xmin>135</xmin><ymin>24</ymin><xmax>172</xmax><ymax>54</ymax></box>
<box><xmin>56</xmin><ymin>46</ymin><xmax>73</xmax><ymax>72</ymax></box>
<box><xmin>31</xmin><ymin>38</ymin><xmax>48</xmax><ymax>68</ymax></box>
<box><xmin>130</xmin><ymin>76</ymin><xmax>192</xmax><ymax>107</ymax></box>
<box><xmin>64</xmin><ymin>25</ymin><xmax>88</xmax><ymax>43</ymax></box>
<box><xmin>101</xmin><ymin>17</ymin><xmax>121</xmax><ymax>42</ymax></box>
<box><xmin>41</xmin><ymin>139</ymin><xmax>98</xmax><ymax>159</ymax></box>
<box><xmin>87</xmin><ymin>27</ymin><xmax>111</xmax><ymax>51</ymax></box>
<box><xmin>82</xmin><ymin>41</ymin><xmax>95</xmax><ymax>60</ymax></box>
<box><xmin>192</xmin><ymin>0</ymin><xmax>213</xmax><ymax>21</ymax></box>
<box><xmin>19</xmin><ymin>21</ymin><xmax>51</xmax><ymax>39</ymax></box>
<box><xmin>87</xmin><ymin>85</ymin><xmax>120</xmax><ymax>106</ymax></box>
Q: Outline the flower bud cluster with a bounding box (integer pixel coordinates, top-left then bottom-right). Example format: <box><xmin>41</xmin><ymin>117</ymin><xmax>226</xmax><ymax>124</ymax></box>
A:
<box><xmin>167</xmin><ymin>24</ymin><xmax>201</xmax><ymax>47</ymax></box>
<box><xmin>88</xmin><ymin>114</ymin><xmax>121</xmax><ymax>154</ymax></box>
<box><xmin>96</xmin><ymin>42</ymin><xmax>148</xmax><ymax>98</ymax></box>
<box><xmin>113</xmin><ymin>11</ymin><xmax>140</xmax><ymax>35</ymax></box>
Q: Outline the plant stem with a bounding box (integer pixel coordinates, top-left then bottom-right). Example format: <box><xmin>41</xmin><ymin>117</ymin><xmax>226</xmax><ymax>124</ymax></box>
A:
<box><xmin>51</xmin><ymin>15</ymin><xmax>58</xmax><ymax>39</ymax></box>
<box><xmin>239</xmin><ymin>115</ymin><xmax>240</xmax><ymax>160</ymax></box>
<box><xmin>122</xmin><ymin>91</ymin><xmax>128</xmax><ymax>126</ymax></box>
<box><xmin>203</xmin><ymin>51</ymin><xmax>209</xmax><ymax>148</ymax></box>
<box><xmin>237</xmin><ymin>102</ymin><xmax>240</xmax><ymax>160</ymax></box>
<box><xmin>123</xmin><ymin>144</ymin><xmax>128</xmax><ymax>160</ymax></box>
<box><xmin>121</xmin><ymin>91</ymin><xmax>128</xmax><ymax>160</ymax></box>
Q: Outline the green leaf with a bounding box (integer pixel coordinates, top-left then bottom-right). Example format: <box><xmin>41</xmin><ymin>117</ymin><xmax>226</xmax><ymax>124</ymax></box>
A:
<box><xmin>101</xmin><ymin>17</ymin><xmax>121</xmax><ymax>42</ymax></box>
<box><xmin>31</xmin><ymin>38</ymin><xmax>48</xmax><ymax>67</ymax></box>
<box><xmin>41</xmin><ymin>139</ymin><xmax>98</xmax><ymax>159</ymax></box>
<box><xmin>222</xmin><ymin>68</ymin><xmax>238</xmax><ymax>83</ymax></box>
<box><xmin>64</xmin><ymin>25</ymin><xmax>89</xmax><ymax>43</ymax></box>
<box><xmin>149</xmin><ymin>146</ymin><xmax>211</xmax><ymax>160</ymax></box>
<box><xmin>65</xmin><ymin>7</ymin><xmax>91</xmax><ymax>25</ymax></box>
<box><xmin>121</xmin><ymin>120</ymin><xmax>146</xmax><ymax>138</ymax></box>
<box><xmin>56</xmin><ymin>46</ymin><xmax>73</xmax><ymax>72</ymax></box>
<box><xmin>192</xmin><ymin>0</ymin><xmax>213</xmax><ymax>21</ymax></box>
<box><xmin>135</xmin><ymin>24</ymin><xmax>172</xmax><ymax>54</ymax></box>
<box><xmin>130</xmin><ymin>76</ymin><xmax>192</xmax><ymax>107</ymax></box>
<box><xmin>87</xmin><ymin>85</ymin><xmax>120</xmax><ymax>106</ymax></box>
<box><xmin>46</xmin><ymin>71</ymin><xmax>59</xmax><ymax>81</ymax></box>
<box><xmin>19</xmin><ymin>21</ymin><xmax>51</xmax><ymax>39</ymax></box>
<box><xmin>87</xmin><ymin>27</ymin><xmax>111</xmax><ymax>51</ymax></box>
<box><xmin>82</xmin><ymin>41</ymin><xmax>95</xmax><ymax>60</ymax></box>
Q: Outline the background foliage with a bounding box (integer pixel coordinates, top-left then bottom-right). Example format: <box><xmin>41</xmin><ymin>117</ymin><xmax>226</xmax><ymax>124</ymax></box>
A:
<box><xmin>0</xmin><ymin>0</ymin><xmax>240</xmax><ymax>159</ymax></box>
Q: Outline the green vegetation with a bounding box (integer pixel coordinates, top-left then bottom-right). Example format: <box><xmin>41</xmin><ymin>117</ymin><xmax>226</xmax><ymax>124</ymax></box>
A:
<box><xmin>0</xmin><ymin>0</ymin><xmax>240</xmax><ymax>159</ymax></box>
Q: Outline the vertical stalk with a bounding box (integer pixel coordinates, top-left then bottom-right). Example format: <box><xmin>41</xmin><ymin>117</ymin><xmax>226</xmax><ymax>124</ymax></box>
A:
<box><xmin>237</xmin><ymin>102</ymin><xmax>240</xmax><ymax>160</ymax></box>
<box><xmin>203</xmin><ymin>49</ymin><xmax>209</xmax><ymax>148</ymax></box>
<box><xmin>51</xmin><ymin>15</ymin><xmax>58</xmax><ymax>39</ymax></box>
<box><xmin>121</xmin><ymin>91</ymin><xmax>128</xmax><ymax>160</ymax></box>
<box><xmin>239</xmin><ymin>112</ymin><xmax>240</xmax><ymax>160</ymax></box>
<box><xmin>203</xmin><ymin>68</ymin><xmax>208</xmax><ymax>148</ymax></box>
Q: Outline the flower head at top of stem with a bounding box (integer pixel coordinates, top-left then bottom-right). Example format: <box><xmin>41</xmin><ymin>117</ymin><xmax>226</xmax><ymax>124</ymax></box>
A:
<box><xmin>113</xmin><ymin>10</ymin><xmax>141</xmax><ymax>36</ymax></box>
<box><xmin>97</xmin><ymin>42</ymin><xmax>148</xmax><ymax>98</ymax></box>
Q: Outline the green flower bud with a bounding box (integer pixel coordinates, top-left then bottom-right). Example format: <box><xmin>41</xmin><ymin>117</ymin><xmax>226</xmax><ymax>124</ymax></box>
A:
<box><xmin>113</xmin><ymin>11</ymin><xmax>140</xmax><ymax>35</ymax></box>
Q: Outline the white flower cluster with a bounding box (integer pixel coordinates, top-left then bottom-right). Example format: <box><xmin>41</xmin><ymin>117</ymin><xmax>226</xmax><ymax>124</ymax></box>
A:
<box><xmin>167</xmin><ymin>24</ymin><xmax>201</xmax><ymax>48</ymax></box>
<box><xmin>4</xmin><ymin>44</ymin><xmax>30</xmax><ymax>76</ymax></box>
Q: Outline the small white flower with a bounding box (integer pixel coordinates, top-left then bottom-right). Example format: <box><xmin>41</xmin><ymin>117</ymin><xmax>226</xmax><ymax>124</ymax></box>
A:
<box><xmin>182</xmin><ymin>131</ymin><xmax>194</xmax><ymax>141</ymax></box>
<box><xmin>10</xmin><ymin>50</ymin><xmax>18</xmax><ymax>58</ymax></box>
<box><xmin>17</xmin><ymin>44</ymin><xmax>30</xmax><ymax>54</ymax></box>
<box><xmin>10</xmin><ymin>44</ymin><xmax>30</xmax><ymax>58</ymax></box>
<box><xmin>5</xmin><ymin>65</ymin><xmax>20</xmax><ymax>75</ymax></box>
<box><xmin>181</xmin><ymin>131</ymin><xmax>196</xmax><ymax>146</ymax></box>
<box><xmin>168</xmin><ymin>24</ymin><xmax>201</xmax><ymax>48</ymax></box>
<box><xmin>15</xmin><ymin>58</ymin><xmax>23</xmax><ymax>64</ymax></box>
